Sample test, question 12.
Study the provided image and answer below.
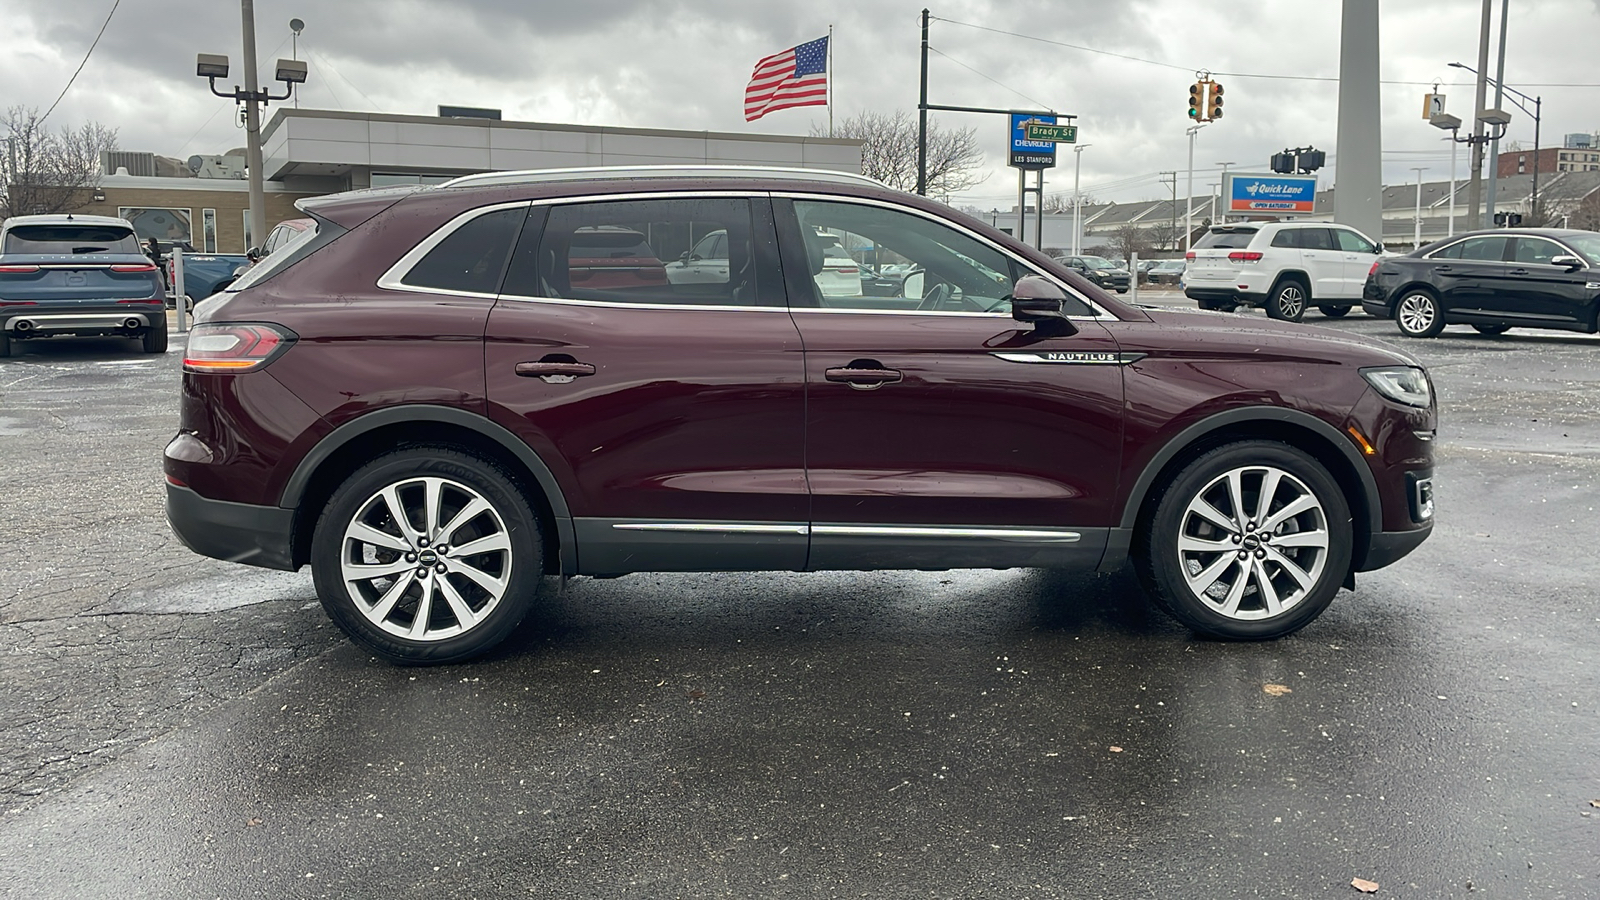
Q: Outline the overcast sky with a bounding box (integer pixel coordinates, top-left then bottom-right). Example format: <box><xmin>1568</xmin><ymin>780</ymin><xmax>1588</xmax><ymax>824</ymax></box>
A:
<box><xmin>9</xmin><ymin>0</ymin><xmax>1600</xmax><ymax>207</ymax></box>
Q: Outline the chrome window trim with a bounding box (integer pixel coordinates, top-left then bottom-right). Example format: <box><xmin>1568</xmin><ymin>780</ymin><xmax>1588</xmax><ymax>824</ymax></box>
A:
<box><xmin>441</xmin><ymin>165</ymin><xmax>883</xmax><ymax>191</ymax></box>
<box><xmin>376</xmin><ymin>199</ymin><xmax>532</xmax><ymax>298</ymax></box>
<box><xmin>499</xmin><ymin>294</ymin><xmax>789</xmax><ymax>313</ymax></box>
<box><xmin>772</xmin><ymin>191</ymin><xmax>1113</xmax><ymax>320</ymax></box>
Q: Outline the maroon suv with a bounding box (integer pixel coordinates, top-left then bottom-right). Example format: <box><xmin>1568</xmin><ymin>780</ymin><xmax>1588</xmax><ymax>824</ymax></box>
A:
<box><xmin>164</xmin><ymin>166</ymin><xmax>1436</xmax><ymax>664</ymax></box>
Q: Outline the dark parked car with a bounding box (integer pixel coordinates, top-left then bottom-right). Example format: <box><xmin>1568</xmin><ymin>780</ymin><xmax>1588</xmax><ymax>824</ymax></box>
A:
<box><xmin>167</xmin><ymin>253</ymin><xmax>251</xmax><ymax>307</ymax></box>
<box><xmin>165</xmin><ymin>165</ymin><xmax>1436</xmax><ymax>664</ymax></box>
<box><xmin>1146</xmin><ymin>259</ymin><xmax>1188</xmax><ymax>285</ymax></box>
<box><xmin>1057</xmin><ymin>255</ymin><xmax>1131</xmax><ymax>293</ymax></box>
<box><xmin>1363</xmin><ymin>228</ymin><xmax>1600</xmax><ymax>338</ymax></box>
<box><xmin>0</xmin><ymin>214</ymin><xmax>166</xmax><ymax>357</ymax></box>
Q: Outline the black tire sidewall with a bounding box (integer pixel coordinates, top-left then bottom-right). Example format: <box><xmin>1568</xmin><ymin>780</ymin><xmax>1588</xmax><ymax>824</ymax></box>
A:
<box><xmin>1319</xmin><ymin>305</ymin><xmax>1351</xmax><ymax>318</ymax></box>
<box><xmin>143</xmin><ymin>317</ymin><xmax>168</xmax><ymax>353</ymax></box>
<box><xmin>1138</xmin><ymin>441</ymin><xmax>1353</xmax><ymax>640</ymax></box>
<box><xmin>311</xmin><ymin>448</ymin><xmax>543</xmax><ymax>665</ymax></box>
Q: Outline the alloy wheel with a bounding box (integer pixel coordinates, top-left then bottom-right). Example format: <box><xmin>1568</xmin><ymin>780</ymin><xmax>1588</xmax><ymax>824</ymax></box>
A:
<box><xmin>1397</xmin><ymin>293</ymin><xmax>1437</xmax><ymax>335</ymax></box>
<box><xmin>1176</xmin><ymin>465</ymin><xmax>1330</xmax><ymax>621</ymax></box>
<box><xmin>339</xmin><ymin>476</ymin><xmax>513</xmax><ymax>641</ymax></box>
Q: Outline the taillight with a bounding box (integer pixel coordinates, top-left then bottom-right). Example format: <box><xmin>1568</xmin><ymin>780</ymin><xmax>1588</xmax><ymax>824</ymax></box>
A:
<box><xmin>111</xmin><ymin>263</ymin><xmax>158</xmax><ymax>273</ymax></box>
<box><xmin>0</xmin><ymin>300</ymin><xmax>38</xmax><ymax>307</ymax></box>
<box><xmin>1184</xmin><ymin>251</ymin><xmax>1195</xmax><ymax>260</ymax></box>
<box><xmin>0</xmin><ymin>264</ymin><xmax>40</xmax><ymax>274</ymax></box>
<box><xmin>1227</xmin><ymin>251</ymin><xmax>1264</xmax><ymax>262</ymax></box>
<box><xmin>1367</xmin><ymin>260</ymin><xmax>1381</xmax><ymax>278</ymax></box>
<box><xmin>183</xmin><ymin>323</ymin><xmax>295</xmax><ymax>373</ymax></box>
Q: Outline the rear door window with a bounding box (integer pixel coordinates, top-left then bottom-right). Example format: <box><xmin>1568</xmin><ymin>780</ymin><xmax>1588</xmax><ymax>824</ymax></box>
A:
<box><xmin>1298</xmin><ymin>228</ymin><xmax>1335</xmax><ymax>251</ymax></box>
<box><xmin>1456</xmin><ymin>236</ymin><xmax>1509</xmax><ymax>262</ymax></box>
<box><xmin>1194</xmin><ymin>229</ymin><xmax>1258</xmax><ymax>249</ymax></box>
<box><xmin>3</xmin><ymin>225</ymin><xmax>142</xmax><ymax>254</ymax></box>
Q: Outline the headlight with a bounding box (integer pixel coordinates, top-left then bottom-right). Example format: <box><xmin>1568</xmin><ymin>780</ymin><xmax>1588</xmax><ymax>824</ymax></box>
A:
<box><xmin>1361</xmin><ymin>366</ymin><xmax>1432</xmax><ymax>408</ymax></box>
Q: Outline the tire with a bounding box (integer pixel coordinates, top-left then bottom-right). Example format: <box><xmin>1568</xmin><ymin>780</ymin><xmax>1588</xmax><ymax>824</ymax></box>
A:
<box><xmin>1318</xmin><ymin>305</ymin><xmax>1351</xmax><ymax>318</ymax></box>
<box><xmin>1394</xmin><ymin>289</ymin><xmax>1445</xmax><ymax>338</ymax></box>
<box><xmin>1266</xmin><ymin>280</ymin><xmax>1308</xmax><ymax>322</ymax></box>
<box><xmin>1197</xmin><ymin>297</ymin><xmax>1238</xmax><ymax>313</ymax></box>
<box><xmin>1471</xmin><ymin>323</ymin><xmax>1510</xmax><ymax>336</ymax></box>
<box><xmin>311</xmin><ymin>447</ymin><xmax>544</xmax><ymax>665</ymax></box>
<box><xmin>1116</xmin><ymin>288</ymin><xmax>1129</xmax><ymax>294</ymax></box>
<box><xmin>142</xmin><ymin>316</ymin><xmax>168</xmax><ymax>353</ymax></box>
<box><xmin>1135</xmin><ymin>441</ymin><xmax>1353</xmax><ymax>640</ymax></box>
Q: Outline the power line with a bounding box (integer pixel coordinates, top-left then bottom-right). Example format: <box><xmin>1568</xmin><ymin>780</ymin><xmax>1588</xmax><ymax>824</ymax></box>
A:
<box><xmin>38</xmin><ymin>0</ymin><xmax>121</xmax><ymax>127</ymax></box>
<box><xmin>927</xmin><ymin>46</ymin><xmax>1054</xmax><ymax>112</ymax></box>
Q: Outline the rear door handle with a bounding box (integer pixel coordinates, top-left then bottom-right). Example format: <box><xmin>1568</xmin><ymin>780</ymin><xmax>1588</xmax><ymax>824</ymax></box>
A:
<box><xmin>1509</xmin><ymin>268</ymin><xmax>1530</xmax><ymax>275</ymax></box>
<box><xmin>1435</xmin><ymin>265</ymin><xmax>1453</xmax><ymax>272</ymax></box>
<box><xmin>516</xmin><ymin>359</ymin><xmax>596</xmax><ymax>384</ymax></box>
<box><xmin>825</xmin><ymin>363</ymin><xmax>903</xmax><ymax>389</ymax></box>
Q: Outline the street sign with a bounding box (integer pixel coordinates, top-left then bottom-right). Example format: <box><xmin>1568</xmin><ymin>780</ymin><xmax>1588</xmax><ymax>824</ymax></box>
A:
<box><xmin>1009</xmin><ymin>114</ymin><xmax>1058</xmax><ymax>169</ymax></box>
<box><xmin>1023</xmin><ymin>122</ymin><xmax>1077</xmax><ymax>143</ymax></box>
<box><xmin>1222</xmin><ymin>172</ymin><xmax>1318</xmax><ymax>214</ymax></box>
<box><xmin>1422</xmin><ymin>93</ymin><xmax>1445</xmax><ymax>119</ymax></box>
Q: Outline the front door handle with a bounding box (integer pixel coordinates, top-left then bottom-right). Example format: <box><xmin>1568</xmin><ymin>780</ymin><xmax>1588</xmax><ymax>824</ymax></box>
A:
<box><xmin>1435</xmin><ymin>265</ymin><xmax>1453</xmax><ymax>272</ymax></box>
<box><xmin>825</xmin><ymin>363</ymin><xmax>903</xmax><ymax>390</ymax></box>
<box><xmin>1509</xmin><ymin>268</ymin><xmax>1530</xmax><ymax>276</ymax></box>
<box><xmin>516</xmin><ymin>359</ymin><xmax>596</xmax><ymax>384</ymax></box>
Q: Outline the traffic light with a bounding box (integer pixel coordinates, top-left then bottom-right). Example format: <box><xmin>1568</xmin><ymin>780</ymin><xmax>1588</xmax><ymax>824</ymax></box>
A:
<box><xmin>1271</xmin><ymin>152</ymin><xmax>1294</xmax><ymax>174</ymax></box>
<box><xmin>1299</xmin><ymin>149</ymin><xmax>1326</xmax><ymax>171</ymax></box>
<box><xmin>1207</xmin><ymin>81</ymin><xmax>1224</xmax><ymax>120</ymax></box>
<box><xmin>1189</xmin><ymin>82</ymin><xmax>1203</xmax><ymax>120</ymax></box>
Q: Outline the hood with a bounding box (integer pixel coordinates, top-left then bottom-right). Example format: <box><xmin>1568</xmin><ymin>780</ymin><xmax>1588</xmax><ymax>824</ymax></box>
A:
<box><xmin>1128</xmin><ymin>306</ymin><xmax>1422</xmax><ymax>368</ymax></box>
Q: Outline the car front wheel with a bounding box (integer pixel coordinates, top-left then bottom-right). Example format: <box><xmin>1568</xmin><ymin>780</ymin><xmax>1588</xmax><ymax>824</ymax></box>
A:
<box><xmin>1395</xmin><ymin>290</ymin><xmax>1445</xmax><ymax>338</ymax></box>
<box><xmin>1136</xmin><ymin>441</ymin><xmax>1352</xmax><ymax>640</ymax></box>
<box><xmin>311</xmin><ymin>447</ymin><xmax>544</xmax><ymax>664</ymax></box>
<box><xmin>1267</xmin><ymin>281</ymin><xmax>1307</xmax><ymax>321</ymax></box>
<box><xmin>1471</xmin><ymin>323</ymin><xmax>1510</xmax><ymax>336</ymax></box>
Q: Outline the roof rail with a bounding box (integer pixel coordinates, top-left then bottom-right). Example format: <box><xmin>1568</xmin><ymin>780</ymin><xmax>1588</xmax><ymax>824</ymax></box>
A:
<box><xmin>438</xmin><ymin>164</ymin><xmax>883</xmax><ymax>190</ymax></box>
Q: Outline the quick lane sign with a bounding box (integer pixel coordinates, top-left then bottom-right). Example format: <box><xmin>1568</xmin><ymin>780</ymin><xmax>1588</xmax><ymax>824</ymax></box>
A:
<box><xmin>1223</xmin><ymin>173</ymin><xmax>1318</xmax><ymax>214</ymax></box>
<box><xmin>1009</xmin><ymin>114</ymin><xmax>1058</xmax><ymax>169</ymax></box>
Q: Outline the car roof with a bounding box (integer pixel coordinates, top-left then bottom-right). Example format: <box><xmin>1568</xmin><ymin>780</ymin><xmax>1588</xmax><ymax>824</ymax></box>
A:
<box><xmin>2</xmin><ymin>213</ymin><xmax>134</xmax><ymax>231</ymax></box>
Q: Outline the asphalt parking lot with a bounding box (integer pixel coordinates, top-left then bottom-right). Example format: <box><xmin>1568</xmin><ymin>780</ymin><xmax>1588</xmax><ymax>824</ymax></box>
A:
<box><xmin>1</xmin><ymin>302</ymin><xmax>1597</xmax><ymax>898</ymax></box>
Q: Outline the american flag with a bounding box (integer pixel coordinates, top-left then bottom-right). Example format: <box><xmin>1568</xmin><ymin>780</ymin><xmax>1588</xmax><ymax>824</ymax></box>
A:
<box><xmin>744</xmin><ymin>36</ymin><xmax>829</xmax><ymax>122</ymax></box>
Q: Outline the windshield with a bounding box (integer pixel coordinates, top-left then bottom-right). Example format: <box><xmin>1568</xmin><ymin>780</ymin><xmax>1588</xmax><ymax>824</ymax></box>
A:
<box><xmin>3</xmin><ymin>224</ymin><xmax>141</xmax><ymax>255</ymax></box>
<box><xmin>1079</xmin><ymin>256</ymin><xmax>1115</xmax><ymax>269</ymax></box>
<box><xmin>1560</xmin><ymin>232</ymin><xmax>1600</xmax><ymax>264</ymax></box>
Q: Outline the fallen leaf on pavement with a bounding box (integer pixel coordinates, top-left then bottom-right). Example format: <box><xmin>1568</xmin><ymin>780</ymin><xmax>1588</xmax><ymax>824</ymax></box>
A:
<box><xmin>247</xmin><ymin>818</ymin><xmax>262</xmax><ymax>827</ymax></box>
<box><xmin>1263</xmin><ymin>684</ymin><xmax>1293</xmax><ymax>696</ymax></box>
<box><xmin>1351</xmin><ymin>877</ymin><xmax>1379</xmax><ymax>893</ymax></box>
<box><xmin>1108</xmin><ymin>746</ymin><xmax>1123</xmax><ymax>753</ymax></box>
<box><xmin>1590</xmin><ymin>799</ymin><xmax>1600</xmax><ymax>808</ymax></box>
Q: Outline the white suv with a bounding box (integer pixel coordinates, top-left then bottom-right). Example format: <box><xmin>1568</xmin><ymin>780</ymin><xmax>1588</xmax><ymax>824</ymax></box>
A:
<box><xmin>1183</xmin><ymin>222</ymin><xmax>1383</xmax><ymax>320</ymax></box>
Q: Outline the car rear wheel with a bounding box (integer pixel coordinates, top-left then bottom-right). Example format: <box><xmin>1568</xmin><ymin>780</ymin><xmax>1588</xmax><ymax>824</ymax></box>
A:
<box><xmin>1471</xmin><ymin>323</ymin><xmax>1510</xmax><ymax>336</ymax></box>
<box><xmin>311</xmin><ymin>447</ymin><xmax>544</xmax><ymax>665</ymax></box>
<box><xmin>1136</xmin><ymin>441</ymin><xmax>1352</xmax><ymax>640</ymax></box>
<box><xmin>1395</xmin><ymin>290</ymin><xmax>1445</xmax><ymax>338</ymax></box>
<box><xmin>1318</xmin><ymin>305</ymin><xmax>1351</xmax><ymax>318</ymax></box>
<box><xmin>1266</xmin><ymin>281</ymin><xmax>1307</xmax><ymax>322</ymax></box>
<box><xmin>142</xmin><ymin>317</ymin><xmax>168</xmax><ymax>353</ymax></box>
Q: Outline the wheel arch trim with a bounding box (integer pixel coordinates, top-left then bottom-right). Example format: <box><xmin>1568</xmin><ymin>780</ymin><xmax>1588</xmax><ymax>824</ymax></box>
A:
<box><xmin>1116</xmin><ymin>406</ymin><xmax>1381</xmax><ymax>536</ymax></box>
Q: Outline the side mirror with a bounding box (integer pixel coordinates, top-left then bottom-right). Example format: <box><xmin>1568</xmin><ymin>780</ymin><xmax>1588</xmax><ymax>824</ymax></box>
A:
<box><xmin>1551</xmin><ymin>254</ymin><xmax>1584</xmax><ymax>271</ymax></box>
<box><xmin>1011</xmin><ymin>275</ymin><xmax>1078</xmax><ymax>334</ymax></box>
<box><xmin>677</xmin><ymin>251</ymin><xmax>690</xmax><ymax>262</ymax></box>
<box><xmin>903</xmin><ymin>270</ymin><xmax>925</xmax><ymax>300</ymax></box>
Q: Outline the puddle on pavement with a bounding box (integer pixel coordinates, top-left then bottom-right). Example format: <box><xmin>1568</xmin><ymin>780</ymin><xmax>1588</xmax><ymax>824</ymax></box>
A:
<box><xmin>100</xmin><ymin>569</ymin><xmax>317</xmax><ymax>615</ymax></box>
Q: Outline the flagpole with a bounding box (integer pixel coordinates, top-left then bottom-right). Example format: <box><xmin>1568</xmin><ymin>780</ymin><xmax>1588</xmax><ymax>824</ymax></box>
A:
<box><xmin>827</xmin><ymin>24</ymin><xmax>834</xmax><ymax>137</ymax></box>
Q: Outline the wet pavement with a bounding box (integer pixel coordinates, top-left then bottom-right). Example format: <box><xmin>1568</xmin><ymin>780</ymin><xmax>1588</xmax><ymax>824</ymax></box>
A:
<box><xmin>0</xmin><ymin>308</ymin><xmax>1597</xmax><ymax>898</ymax></box>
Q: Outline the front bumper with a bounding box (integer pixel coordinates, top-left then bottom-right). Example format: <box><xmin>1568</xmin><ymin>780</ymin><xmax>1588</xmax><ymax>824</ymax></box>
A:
<box><xmin>166</xmin><ymin>483</ymin><xmax>297</xmax><ymax>571</ymax></box>
<box><xmin>1357</xmin><ymin>522</ymin><xmax>1433</xmax><ymax>571</ymax></box>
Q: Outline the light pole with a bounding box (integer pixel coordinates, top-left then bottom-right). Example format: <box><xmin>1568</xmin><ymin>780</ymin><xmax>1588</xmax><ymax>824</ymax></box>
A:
<box><xmin>197</xmin><ymin>0</ymin><xmax>308</xmax><ymax>252</ymax></box>
<box><xmin>1450</xmin><ymin>61</ymin><xmax>1542</xmax><ymax>226</ymax></box>
<box><xmin>290</xmin><ymin>18</ymin><xmax>305</xmax><ymax>109</ymax></box>
<box><xmin>1072</xmin><ymin>143</ymin><xmax>1092</xmax><ymax>255</ymax></box>
<box><xmin>1215</xmin><ymin>161</ymin><xmax>1235</xmax><ymax>223</ymax></box>
<box><xmin>1447</xmin><ymin>136</ymin><xmax>1458</xmax><ymax>236</ymax></box>
<box><xmin>1185</xmin><ymin>124</ymin><xmax>1206</xmax><ymax>251</ymax></box>
<box><xmin>1411</xmin><ymin>166</ymin><xmax>1427</xmax><ymax>249</ymax></box>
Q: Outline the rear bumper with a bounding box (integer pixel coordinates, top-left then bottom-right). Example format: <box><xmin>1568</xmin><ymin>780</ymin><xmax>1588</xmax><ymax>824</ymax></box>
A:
<box><xmin>165</xmin><ymin>483</ymin><xmax>297</xmax><ymax>571</ymax></box>
<box><xmin>4</xmin><ymin>306</ymin><xmax>163</xmax><ymax>335</ymax></box>
<box><xmin>1185</xmin><ymin>287</ymin><xmax>1269</xmax><ymax>307</ymax></box>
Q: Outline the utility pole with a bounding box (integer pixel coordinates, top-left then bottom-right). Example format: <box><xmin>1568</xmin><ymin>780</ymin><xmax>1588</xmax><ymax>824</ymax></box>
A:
<box><xmin>916</xmin><ymin>8</ymin><xmax>929</xmax><ymax>196</ymax></box>
<box><xmin>1072</xmin><ymin>143</ymin><xmax>1091</xmax><ymax>255</ymax></box>
<box><xmin>1466</xmin><ymin>0</ymin><xmax>1492</xmax><ymax>228</ymax></box>
<box><xmin>1412</xmin><ymin>166</ymin><xmax>1427</xmax><ymax>249</ymax></box>
<box><xmin>1185</xmin><ymin>125</ymin><xmax>1205</xmax><ymax>251</ymax></box>
<box><xmin>1485</xmin><ymin>0</ymin><xmax>1509</xmax><ymax>229</ymax></box>
<box><xmin>240</xmin><ymin>0</ymin><xmax>266</xmax><ymax>250</ymax></box>
<box><xmin>1335</xmin><ymin>0</ymin><xmax>1383</xmax><ymax>243</ymax></box>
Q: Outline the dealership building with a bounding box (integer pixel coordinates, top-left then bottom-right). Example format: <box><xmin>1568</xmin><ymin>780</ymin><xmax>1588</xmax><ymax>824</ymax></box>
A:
<box><xmin>89</xmin><ymin>107</ymin><xmax>863</xmax><ymax>253</ymax></box>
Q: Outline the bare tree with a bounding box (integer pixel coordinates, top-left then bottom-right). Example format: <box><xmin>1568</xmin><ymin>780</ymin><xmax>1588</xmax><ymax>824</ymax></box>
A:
<box><xmin>1558</xmin><ymin>190</ymin><xmax>1600</xmax><ymax>231</ymax></box>
<box><xmin>1108</xmin><ymin>223</ymin><xmax>1151</xmax><ymax>262</ymax></box>
<box><xmin>818</xmin><ymin>110</ymin><xmax>985</xmax><ymax>197</ymax></box>
<box><xmin>1</xmin><ymin>106</ymin><xmax>117</xmax><ymax>220</ymax></box>
<box><xmin>1146</xmin><ymin>221</ymin><xmax>1180</xmax><ymax>252</ymax></box>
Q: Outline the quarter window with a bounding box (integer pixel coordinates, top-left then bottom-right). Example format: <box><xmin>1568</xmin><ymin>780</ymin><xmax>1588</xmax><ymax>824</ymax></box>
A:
<box><xmin>508</xmin><ymin>197</ymin><xmax>763</xmax><ymax>307</ymax></box>
<box><xmin>401</xmin><ymin>207</ymin><xmax>523</xmax><ymax>295</ymax></box>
